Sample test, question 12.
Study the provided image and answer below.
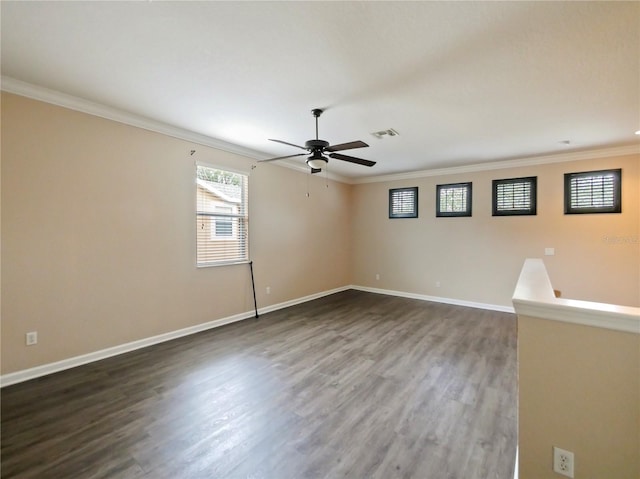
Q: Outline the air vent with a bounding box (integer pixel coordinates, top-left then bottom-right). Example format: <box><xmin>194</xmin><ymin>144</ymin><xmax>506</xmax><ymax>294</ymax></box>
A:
<box><xmin>371</xmin><ymin>128</ymin><xmax>399</xmax><ymax>139</ymax></box>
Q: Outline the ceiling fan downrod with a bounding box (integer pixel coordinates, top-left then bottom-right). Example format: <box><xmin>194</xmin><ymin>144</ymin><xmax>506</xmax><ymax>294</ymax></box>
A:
<box><xmin>311</xmin><ymin>108</ymin><xmax>323</xmax><ymax>140</ymax></box>
<box><xmin>305</xmin><ymin>110</ymin><xmax>328</xmax><ymax>151</ymax></box>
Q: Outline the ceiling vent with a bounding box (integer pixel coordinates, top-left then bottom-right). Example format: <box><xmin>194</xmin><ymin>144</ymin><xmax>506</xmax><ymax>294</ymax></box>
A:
<box><xmin>371</xmin><ymin>128</ymin><xmax>399</xmax><ymax>139</ymax></box>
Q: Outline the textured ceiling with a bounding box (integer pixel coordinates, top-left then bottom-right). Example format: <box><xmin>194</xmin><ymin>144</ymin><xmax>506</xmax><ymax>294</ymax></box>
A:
<box><xmin>2</xmin><ymin>1</ymin><xmax>639</xmax><ymax>178</ymax></box>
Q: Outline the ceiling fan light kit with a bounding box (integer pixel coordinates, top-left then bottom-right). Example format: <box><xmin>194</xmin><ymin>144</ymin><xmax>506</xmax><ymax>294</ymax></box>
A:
<box><xmin>260</xmin><ymin>108</ymin><xmax>376</xmax><ymax>173</ymax></box>
<box><xmin>306</xmin><ymin>151</ymin><xmax>328</xmax><ymax>170</ymax></box>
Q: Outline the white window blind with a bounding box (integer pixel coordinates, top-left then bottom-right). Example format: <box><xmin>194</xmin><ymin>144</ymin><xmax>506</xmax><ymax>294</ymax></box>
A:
<box><xmin>196</xmin><ymin>165</ymin><xmax>249</xmax><ymax>266</ymax></box>
<box><xmin>389</xmin><ymin>187</ymin><xmax>418</xmax><ymax>218</ymax></box>
<box><xmin>570</xmin><ymin>174</ymin><xmax>614</xmax><ymax>208</ymax></box>
<box><xmin>212</xmin><ymin>206</ymin><xmax>234</xmax><ymax>239</ymax></box>
<box><xmin>493</xmin><ymin>177</ymin><xmax>537</xmax><ymax>216</ymax></box>
<box><xmin>565</xmin><ymin>169</ymin><xmax>621</xmax><ymax>214</ymax></box>
<box><xmin>437</xmin><ymin>182</ymin><xmax>472</xmax><ymax>217</ymax></box>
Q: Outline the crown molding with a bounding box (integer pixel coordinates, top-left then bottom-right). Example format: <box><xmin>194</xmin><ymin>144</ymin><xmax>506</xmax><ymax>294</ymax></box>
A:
<box><xmin>3</xmin><ymin>76</ymin><xmax>636</xmax><ymax>186</ymax></box>
<box><xmin>1</xmin><ymin>76</ymin><xmax>267</xmax><ymax>160</ymax></box>
<box><xmin>353</xmin><ymin>144</ymin><xmax>640</xmax><ymax>184</ymax></box>
<box><xmin>260</xmin><ymin>157</ymin><xmax>350</xmax><ymax>184</ymax></box>
<box><xmin>0</xmin><ymin>76</ymin><xmax>351</xmax><ymax>184</ymax></box>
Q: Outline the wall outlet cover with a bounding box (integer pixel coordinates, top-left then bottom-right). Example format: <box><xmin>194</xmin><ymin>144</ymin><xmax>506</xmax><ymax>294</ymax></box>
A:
<box><xmin>553</xmin><ymin>446</ymin><xmax>574</xmax><ymax>478</ymax></box>
<box><xmin>26</xmin><ymin>331</ymin><xmax>38</xmax><ymax>346</ymax></box>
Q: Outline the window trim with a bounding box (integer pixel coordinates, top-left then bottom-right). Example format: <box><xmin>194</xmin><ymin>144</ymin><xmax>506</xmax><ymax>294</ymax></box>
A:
<box><xmin>196</xmin><ymin>163</ymin><xmax>250</xmax><ymax>267</ymax></box>
<box><xmin>389</xmin><ymin>187</ymin><xmax>419</xmax><ymax>219</ymax></box>
<box><xmin>436</xmin><ymin>182</ymin><xmax>472</xmax><ymax>217</ymax></box>
<box><xmin>492</xmin><ymin>176</ymin><xmax>537</xmax><ymax>216</ymax></box>
<box><xmin>564</xmin><ymin>168</ymin><xmax>621</xmax><ymax>215</ymax></box>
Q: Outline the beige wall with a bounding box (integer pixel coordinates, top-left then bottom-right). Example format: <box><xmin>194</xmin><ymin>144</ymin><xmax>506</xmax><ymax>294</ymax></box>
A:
<box><xmin>518</xmin><ymin>315</ymin><xmax>640</xmax><ymax>478</ymax></box>
<box><xmin>1</xmin><ymin>93</ymin><xmax>351</xmax><ymax>374</ymax></box>
<box><xmin>351</xmin><ymin>155</ymin><xmax>639</xmax><ymax>308</ymax></box>
<box><xmin>2</xmin><ymin>91</ymin><xmax>638</xmax><ymax>377</ymax></box>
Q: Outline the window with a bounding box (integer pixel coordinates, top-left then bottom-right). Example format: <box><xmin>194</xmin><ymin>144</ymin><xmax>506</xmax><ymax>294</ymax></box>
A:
<box><xmin>389</xmin><ymin>187</ymin><xmax>418</xmax><ymax>218</ymax></box>
<box><xmin>564</xmin><ymin>169</ymin><xmax>621</xmax><ymax>214</ymax></box>
<box><xmin>196</xmin><ymin>165</ymin><xmax>249</xmax><ymax>266</ymax></box>
<box><xmin>436</xmin><ymin>182</ymin><xmax>472</xmax><ymax>217</ymax></box>
<box><xmin>493</xmin><ymin>176</ymin><xmax>537</xmax><ymax>216</ymax></box>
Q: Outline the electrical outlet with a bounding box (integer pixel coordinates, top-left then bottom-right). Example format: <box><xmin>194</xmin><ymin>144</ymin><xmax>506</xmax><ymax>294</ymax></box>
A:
<box><xmin>436</xmin><ymin>281</ymin><xmax>441</xmax><ymax>288</ymax></box>
<box><xmin>553</xmin><ymin>446</ymin><xmax>574</xmax><ymax>478</ymax></box>
<box><xmin>26</xmin><ymin>331</ymin><xmax>38</xmax><ymax>346</ymax></box>
<box><xmin>375</xmin><ymin>273</ymin><xmax>380</xmax><ymax>281</ymax></box>
<box><xmin>266</xmin><ymin>286</ymin><xmax>271</xmax><ymax>295</ymax></box>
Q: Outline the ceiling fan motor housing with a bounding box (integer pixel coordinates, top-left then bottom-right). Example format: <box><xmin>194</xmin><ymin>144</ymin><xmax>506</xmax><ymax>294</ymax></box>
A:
<box><xmin>305</xmin><ymin>139</ymin><xmax>329</xmax><ymax>150</ymax></box>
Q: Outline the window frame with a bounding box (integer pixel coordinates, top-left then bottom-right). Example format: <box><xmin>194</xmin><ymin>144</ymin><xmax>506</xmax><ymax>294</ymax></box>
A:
<box><xmin>389</xmin><ymin>187</ymin><xmax>419</xmax><ymax>219</ymax></box>
<box><xmin>492</xmin><ymin>176</ymin><xmax>537</xmax><ymax>216</ymax></box>
<box><xmin>196</xmin><ymin>163</ymin><xmax>249</xmax><ymax>267</ymax></box>
<box><xmin>436</xmin><ymin>182</ymin><xmax>472</xmax><ymax>217</ymax></box>
<box><xmin>564</xmin><ymin>168</ymin><xmax>621</xmax><ymax>215</ymax></box>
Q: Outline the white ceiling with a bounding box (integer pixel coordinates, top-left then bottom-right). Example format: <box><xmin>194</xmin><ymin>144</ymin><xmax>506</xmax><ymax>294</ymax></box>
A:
<box><xmin>2</xmin><ymin>1</ymin><xmax>639</xmax><ymax>178</ymax></box>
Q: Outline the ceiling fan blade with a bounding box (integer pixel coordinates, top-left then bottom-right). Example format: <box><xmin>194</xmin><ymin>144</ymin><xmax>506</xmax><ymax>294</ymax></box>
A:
<box><xmin>259</xmin><ymin>153</ymin><xmax>306</xmax><ymax>163</ymax></box>
<box><xmin>329</xmin><ymin>152</ymin><xmax>376</xmax><ymax>167</ymax></box>
<box><xmin>268</xmin><ymin>139</ymin><xmax>307</xmax><ymax>151</ymax></box>
<box><xmin>326</xmin><ymin>140</ymin><xmax>369</xmax><ymax>152</ymax></box>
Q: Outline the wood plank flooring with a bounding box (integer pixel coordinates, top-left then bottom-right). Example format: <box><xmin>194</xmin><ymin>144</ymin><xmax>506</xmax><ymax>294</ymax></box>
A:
<box><xmin>1</xmin><ymin>290</ymin><xmax>517</xmax><ymax>478</ymax></box>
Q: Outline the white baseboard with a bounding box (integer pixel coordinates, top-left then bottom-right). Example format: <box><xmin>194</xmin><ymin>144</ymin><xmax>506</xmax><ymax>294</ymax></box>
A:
<box><xmin>0</xmin><ymin>285</ymin><xmax>350</xmax><ymax>387</ymax></box>
<box><xmin>351</xmin><ymin>285</ymin><xmax>516</xmax><ymax>314</ymax></box>
<box><xmin>256</xmin><ymin>285</ymin><xmax>350</xmax><ymax>316</ymax></box>
<box><xmin>1</xmin><ymin>285</ymin><xmax>512</xmax><ymax>387</ymax></box>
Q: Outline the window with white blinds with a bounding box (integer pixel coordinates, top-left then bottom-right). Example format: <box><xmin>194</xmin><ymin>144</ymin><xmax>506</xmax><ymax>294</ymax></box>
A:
<box><xmin>196</xmin><ymin>164</ymin><xmax>249</xmax><ymax>266</ymax></box>
<box><xmin>564</xmin><ymin>169</ymin><xmax>621</xmax><ymax>214</ymax></box>
<box><xmin>389</xmin><ymin>187</ymin><xmax>418</xmax><ymax>218</ymax></box>
<box><xmin>436</xmin><ymin>182</ymin><xmax>472</xmax><ymax>217</ymax></box>
<box><xmin>493</xmin><ymin>176</ymin><xmax>537</xmax><ymax>216</ymax></box>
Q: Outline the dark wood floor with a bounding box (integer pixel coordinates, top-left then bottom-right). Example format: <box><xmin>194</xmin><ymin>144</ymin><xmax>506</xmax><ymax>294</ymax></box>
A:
<box><xmin>1</xmin><ymin>290</ymin><xmax>517</xmax><ymax>479</ymax></box>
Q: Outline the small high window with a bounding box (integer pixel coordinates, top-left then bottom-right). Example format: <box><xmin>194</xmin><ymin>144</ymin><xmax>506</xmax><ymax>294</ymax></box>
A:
<box><xmin>389</xmin><ymin>187</ymin><xmax>418</xmax><ymax>218</ymax></box>
<box><xmin>493</xmin><ymin>176</ymin><xmax>537</xmax><ymax>216</ymax></box>
<box><xmin>436</xmin><ymin>182</ymin><xmax>472</xmax><ymax>217</ymax></box>
<box><xmin>564</xmin><ymin>169</ymin><xmax>621</xmax><ymax>214</ymax></box>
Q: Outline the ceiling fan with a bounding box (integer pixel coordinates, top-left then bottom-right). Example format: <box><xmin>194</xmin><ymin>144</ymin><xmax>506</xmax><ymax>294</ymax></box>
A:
<box><xmin>260</xmin><ymin>108</ymin><xmax>376</xmax><ymax>173</ymax></box>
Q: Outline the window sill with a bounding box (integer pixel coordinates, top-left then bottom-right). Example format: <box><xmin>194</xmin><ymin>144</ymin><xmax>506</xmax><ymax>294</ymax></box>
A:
<box><xmin>197</xmin><ymin>260</ymin><xmax>250</xmax><ymax>268</ymax></box>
